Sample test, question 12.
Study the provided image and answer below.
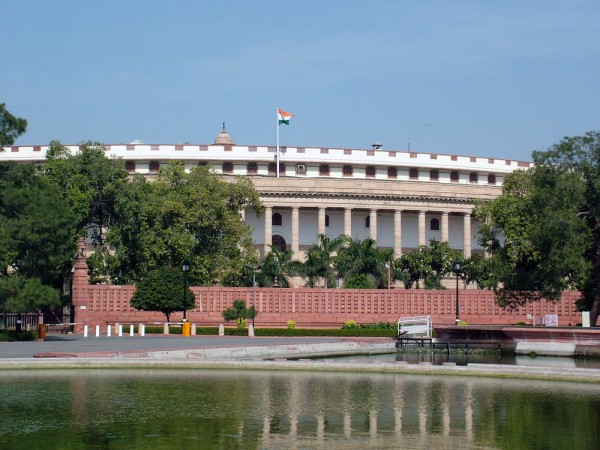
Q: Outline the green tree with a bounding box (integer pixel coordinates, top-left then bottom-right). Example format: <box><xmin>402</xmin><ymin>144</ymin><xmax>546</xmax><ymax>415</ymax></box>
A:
<box><xmin>0</xmin><ymin>276</ymin><xmax>61</xmax><ymax>313</ymax></box>
<box><xmin>396</xmin><ymin>246</ymin><xmax>430</xmax><ymax>289</ymax></box>
<box><xmin>0</xmin><ymin>103</ymin><xmax>27</xmax><ymax>146</ymax></box>
<box><xmin>475</xmin><ymin>131</ymin><xmax>599</xmax><ymax>324</ymax></box>
<box><xmin>98</xmin><ymin>162</ymin><xmax>262</xmax><ymax>285</ymax></box>
<box><xmin>0</xmin><ymin>162</ymin><xmax>78</xmax><ymax>312</ymax></box>
<box><xmin>299</xmin><ymin>233</ymin><xmax>345</xmax><ymax>288</ymax></box>
<box><xmin>130</xmin><ymin>268</ymin><xmax>195</xmax><ymax>322</ymax></box>
<box><xmin>44</xmin><ymin>141</ymin><xmax>129</xmax><ymax>246</ymax></box>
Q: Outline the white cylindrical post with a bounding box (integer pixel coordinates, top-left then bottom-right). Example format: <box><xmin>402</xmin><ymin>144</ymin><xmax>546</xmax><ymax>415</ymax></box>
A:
<box><xmin>218</xmin><ymin>324</ymin><xmax>225</xmax><ymax>336</ymax></box>
<box><xmin>140</xmin><ymin>324</ymin><xmax>145</xmax><ymax>336</ymax></box>
<box><xmin>129</xmin><ymin>325</ymin><xmax>134</xmax><ymax>336</ymax></box>
<box><xmin>248</xmin><ymin>324</ymin><xmax>255</xmax><ymax>337</ymax></box>
<box><xmin>191</xmin><ymin>324</ymin><xmax>197</xmax><ymax>335</ymax></box>
<box><xmin>95</xmin><ymin>325</ymin><xmax>100</xmax><ymax>337</ymax></box>
<box><xmin>107</xmin><ymin>325</ymin><xmax>112</xmax><ymax>337</ymax></box>
<box><xmin>83</xmin><ymin>325</ymin><xmax>88</xmax><ymax>337</ymax></box>
<box><xmin>118</xmin><ymin>325</ymin><xmax>123</xmax><ymax>337</ymax></box>
<box><xmin>164</xmin><ymin>323</ymin><xmax>170</xmax><ymax>335</ymax></box>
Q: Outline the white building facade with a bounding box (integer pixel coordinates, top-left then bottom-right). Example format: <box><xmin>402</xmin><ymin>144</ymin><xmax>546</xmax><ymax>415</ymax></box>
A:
<box><xmin>1</xmin><ymin>127</ymin><xmax>531</xmax><ymax>259</ymax></box>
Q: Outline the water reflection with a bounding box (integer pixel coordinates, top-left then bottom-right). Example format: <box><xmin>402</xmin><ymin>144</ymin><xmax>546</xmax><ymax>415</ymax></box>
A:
<box><xmin>1</xmin><ymin>370</ymin><xmax>599</xmax><ymax>449</ymax></box>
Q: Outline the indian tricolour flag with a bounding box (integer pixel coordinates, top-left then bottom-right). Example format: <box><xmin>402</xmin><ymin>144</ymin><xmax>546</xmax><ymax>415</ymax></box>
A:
<box><xmin>277</xmin><ymin>108</ymin><xmax>294</xmax><ymax>125</ymax></box>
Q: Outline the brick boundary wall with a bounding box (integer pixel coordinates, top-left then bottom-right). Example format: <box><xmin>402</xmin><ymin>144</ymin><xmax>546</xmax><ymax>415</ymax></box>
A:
<box><xmin>75</xmin><ymin>285</ymin><xmax>582</xmax><ymax>330</ymax></box>
<box><xmin>71</xmin><ymin>242</ymin><xmax>582</xmax><ymax>330</ymax></box>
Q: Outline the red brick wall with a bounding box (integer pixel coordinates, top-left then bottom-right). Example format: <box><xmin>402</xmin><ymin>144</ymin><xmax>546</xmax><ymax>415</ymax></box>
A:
<box><xmin>73</xmin><ymin>284</ymin><xmax>582</xmax><ymax>330</ymax></box>
<box><xmin>71</xmin><ymin>246</ymin><xmax>582</xmax><ymax>331</ymax></box>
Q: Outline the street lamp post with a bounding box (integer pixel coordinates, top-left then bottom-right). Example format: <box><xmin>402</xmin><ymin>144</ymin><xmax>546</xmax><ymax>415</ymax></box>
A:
<box><xmin>453</xmin><ymin>258</ymin><xmax>461</xmax><ymax>324</ymax></box>
<box><xmin>246</xmin><ymin>264</ymin><xmax>262</xmax><ymax>329</ymax></box>
<box><xmin>182</xmin><ymin>259</ymin><xmax>190</xmax><ymax>322</ymax></box>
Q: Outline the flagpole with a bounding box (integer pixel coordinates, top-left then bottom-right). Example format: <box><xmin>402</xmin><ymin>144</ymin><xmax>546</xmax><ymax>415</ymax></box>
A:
<box><xmin>276</xmin><ymin>107</ymin><xmax>280</xmax><ymax>178</ymax></box>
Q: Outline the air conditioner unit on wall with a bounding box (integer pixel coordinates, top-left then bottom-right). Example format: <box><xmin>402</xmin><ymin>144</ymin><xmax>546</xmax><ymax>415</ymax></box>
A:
<box><xmin>296</xmin><ymin>164</ymin><xmax>306</xmax><ymax>174</ymax></box>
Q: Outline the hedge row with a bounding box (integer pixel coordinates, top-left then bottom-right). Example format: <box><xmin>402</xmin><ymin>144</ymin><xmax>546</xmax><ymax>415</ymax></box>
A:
<box><xmin>0</xmin><ymin>331</ymin><xmax>38</xmax><ymax>342</ymax></box>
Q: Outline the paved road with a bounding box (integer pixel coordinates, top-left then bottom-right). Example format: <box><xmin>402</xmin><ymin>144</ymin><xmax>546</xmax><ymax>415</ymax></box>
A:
<box><xmin>0</xmin><ymin>334</ymin><xmax>349</xmax><ymax>359</ymax></box>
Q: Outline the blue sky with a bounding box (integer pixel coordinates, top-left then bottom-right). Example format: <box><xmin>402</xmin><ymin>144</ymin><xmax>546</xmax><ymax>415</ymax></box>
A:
<box><xmin>2</xmin><ymin>1</ymin><xmax>599</xmax><ymax>160</ymax></box>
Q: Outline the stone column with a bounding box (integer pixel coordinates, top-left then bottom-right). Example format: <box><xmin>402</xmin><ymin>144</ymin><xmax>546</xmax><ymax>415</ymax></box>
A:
<box><xmin>394</xmin><ymin>210</ymin><xmax>402</xmax><ymax>258</ymax></box>
<box><xmin>291</xmin><ymin>207</ymin><xmax>300</xmax><ymax>256</ymax></box>
<box><xmin>418</xmin><ymin>211</ymin><xmax>426</xmax><ymax>246</ymax></box>
<box><xmin>369</xmin><ymin>209</ymin><xmax>377</xmax><ymax>241</ymax></box>
<box><xmin>344</xmin><ymin>208</ymin><xmax>352</xmax><ymax>237</ymax></box>
<box><xmin>463</xmin><ymin>213</ymin><xmax>472</xmax><ymax>257</ymax></box>
<box><xmin>264</xmin><ymin>206</ymin><xmax>272</xmax><ymax>255</ymax></box>
<box><xmin>72</xmin><ymin>238</ymin><xmax>90</xmax><ymax>333</ymax></box>
<box><xmin>441</xmin><ymin>211</ymin><xmax>449</xmax><ymax>243</ymax></box>
<box><xmin>318</xmin><ymin>207</ymin><xmax>326</xmax><ymax>236</ymax></box>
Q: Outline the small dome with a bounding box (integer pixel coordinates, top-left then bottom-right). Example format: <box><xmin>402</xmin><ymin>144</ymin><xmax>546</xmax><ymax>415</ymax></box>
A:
<box><xmin>214</xmin><ymin>123</ymin><xmax>234</xmax><ymax>145</ymax></box>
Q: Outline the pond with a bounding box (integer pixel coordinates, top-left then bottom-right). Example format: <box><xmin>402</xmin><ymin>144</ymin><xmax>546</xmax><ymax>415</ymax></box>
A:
<box><xmin>1</xmin><ymin>369</ymin><xmax>599</xmax><ymax>449</ymax></box>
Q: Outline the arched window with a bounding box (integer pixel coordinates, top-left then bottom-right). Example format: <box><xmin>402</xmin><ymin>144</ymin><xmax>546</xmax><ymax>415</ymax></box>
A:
<box><xmin>430</xmin><ymin>218</ymin><xmax>440</xmax><ymax>231</ymax></box>
<box><xmin>272</xmin><ymin>235</ymin><xmax>287</xmax><ymax>252</ymax></box>
<box><xmin>409</xmin><ymin>168</ymin><xmax>419</xmax><ymax>180</ymax></box>
<box><xmin>222</xmin><ymin>162</ymin><xmax>233</xmax><ymax>174</ymax></box>
<box><xmin>488</xmin><ymin>173</ymin><xmax>497</xmax><ymax>185</ymax></box>
<box><xmin>430</xmin><ymin>169</ymin><xmax>439</xmax><ymax>181</ymax></box>
<box><xmin>272</xmin><ymin>213</ymin><xmax>283</xmax><ymax>226</ymax></box>
<box><xmin>149</xmin><ymin>161</ymin><xmax>160</xmax><ymax>173</ymax></box>
<box><xmin>450</xmin><ymin>171</ymin><xmax>459</xmax><ymax>182</ymax></box>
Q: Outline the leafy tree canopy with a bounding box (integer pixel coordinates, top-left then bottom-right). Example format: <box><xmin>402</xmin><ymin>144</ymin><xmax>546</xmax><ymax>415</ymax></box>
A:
<box><xmin>44</xmin><ymin>141</ymin><xmax>129</xmax><ymax>246</ymax></box>
<box><xmin>102</xmin><ymin>162</ymin><xmax>262</xmax><ymax>285</ymax></box>
<box><xmin>475</xmin><ymin>131</ymin><xmax>600</xmax><ymax>324</ymax></box>
<box><xmin>0</xmin><ymin>103</ymin><xmax>27</xmax><ymax>146</ymax></box>
<box><xmin>130</xmin><ymin>268</ymin><xmax>195</xmax><ymax>322</ymax></box>
<box><xmin>0</xmin><ymin>162</ymin><xmax>78</xmax><ymax>312</ymax></box>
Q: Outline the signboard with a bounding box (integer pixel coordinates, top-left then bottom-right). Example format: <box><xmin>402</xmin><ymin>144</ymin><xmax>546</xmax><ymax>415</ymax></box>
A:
<box><xmin>544</xmin><ymin>314</ymin><xmax>558</xmax><ymax>327</ymax></box>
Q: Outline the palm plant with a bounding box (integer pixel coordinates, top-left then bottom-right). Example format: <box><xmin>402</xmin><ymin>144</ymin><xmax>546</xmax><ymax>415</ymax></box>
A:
<box><xmin>257</xmin><ymin>245</ymin><xmax>302</xmax><ymax>288</ymax></box>
<box><xmin>335</xmin><ymin>237</ymin><xmax>392</xmax><ymax>288</ymax></box>
<box><xmin>299</xmin><ymin>234</ymin><xmax>345</xmax><ymax>287</ymax></box>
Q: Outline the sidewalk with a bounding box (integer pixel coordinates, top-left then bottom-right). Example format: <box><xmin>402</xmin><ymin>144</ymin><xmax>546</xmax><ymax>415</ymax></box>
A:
<box><xmin>0</xmin><ymin>334</ymin><xmax>392</xmax><ymax>359</ymax></box>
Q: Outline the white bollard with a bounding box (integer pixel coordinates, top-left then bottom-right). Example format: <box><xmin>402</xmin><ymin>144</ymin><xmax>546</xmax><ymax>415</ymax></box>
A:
<box><xmin>248</xmin><ymin>324</ymin><xmax>255</xmax><ymax>337</ymax></box>
<box><xmin>130</xmin><ymin>325</ymin><xmax>134</xmax><ymax>336</ymax></box>
<box><xmin>140</xmin><ymin>324</ymin><xmax>145</xmax><ymax>337</ymax></box>
<box><xmin>191</xmin><ymin>324</ymin><xmax>197</xmax><ymax>335</ymax></box>
<box><xmin>218</xmin><ymin>324</ymin><xmax>225</xmax><ymax>336</ymax></box>
<box><xmin>164</xmin><ymin>323</ymin><xmax>170</xmax><ymax>335</ymax></box>
<box><xmin>95</xmin><ymin>325</ymin><xmax>100</xmax><ymax>337</ymax></box>
<box><xmin>107</xmin><ymin>325</ymin><xmax>112</xmax><ymax>337</ymax></box>
<box><xmin>118</xmin><ymin>325</ymin><xmax>123</xmax><ymax>337</ymax></box>
<box><xmin>83</xmin><ymin>325</ymin><xmax>89</xmax><ymax>337</ymax></box>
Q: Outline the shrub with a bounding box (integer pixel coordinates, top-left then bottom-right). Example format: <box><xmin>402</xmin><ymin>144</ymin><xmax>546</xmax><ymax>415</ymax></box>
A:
<box><xmin>0</xmin><ymin>331</ymin><xmax>38</xmax><ymax>341</ymax></box>
<box><xmin>287</xmin><ymin>320</ymin><xmax>296</xmax><ymax>329</ymax></box>
<box><xmin>342</xmin><ymin>320</ymin><xmax>357</xmax><ymax>329</ymax></box>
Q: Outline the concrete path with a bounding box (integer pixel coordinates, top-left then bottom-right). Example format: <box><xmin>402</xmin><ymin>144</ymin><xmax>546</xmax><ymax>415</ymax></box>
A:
<box><xmin>0</xmin><ymin>334</ymin><xmax>390</xmax><ymax>359</ymax></box>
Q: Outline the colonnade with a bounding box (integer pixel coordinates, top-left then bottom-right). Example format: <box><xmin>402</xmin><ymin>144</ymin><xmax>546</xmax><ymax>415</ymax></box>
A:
<box><xmin>258</xmin><ymin>205</ymin><xmax>473</xmax><ymax>258</ymax></box>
